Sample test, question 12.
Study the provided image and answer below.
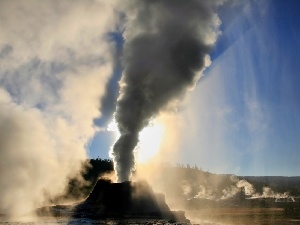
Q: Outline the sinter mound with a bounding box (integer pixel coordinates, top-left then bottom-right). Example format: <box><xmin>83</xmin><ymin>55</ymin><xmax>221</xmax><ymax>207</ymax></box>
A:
<box><xmin>72</xmin><ymin>179</ymin><xmax>189</xmax><ymax>222</ymax></box>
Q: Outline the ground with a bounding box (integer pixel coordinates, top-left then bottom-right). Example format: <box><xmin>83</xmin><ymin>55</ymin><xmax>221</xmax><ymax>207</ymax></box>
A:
<box><xmin>187</xmin><ymin>208</ymin><xmax>300</xmax><ymax>225</ymax></box>
<box><xmin>1</xmin><ymin>208</ymin><xmax>300</xmax><ymax>225</ymax></box>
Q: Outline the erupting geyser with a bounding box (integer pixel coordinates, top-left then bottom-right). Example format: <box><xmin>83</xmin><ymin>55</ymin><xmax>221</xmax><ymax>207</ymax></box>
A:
<box><xmin>111</xmin><ymin>0</ymin><xmax>223</xmax><ymax>182</ymax></box>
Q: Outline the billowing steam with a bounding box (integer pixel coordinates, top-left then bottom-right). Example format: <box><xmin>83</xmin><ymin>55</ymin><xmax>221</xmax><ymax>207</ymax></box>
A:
<box><xmin>188</xmin><ymin>175</ymin><xmax>291</xmax><ymax>201</ymax></box>
<box><xmin>0</xmin><ymin>0</ymin><xmax>118</xmax><ymax>216</ymax></box>
<box><xmin>221</xmin><ymin>176</ymin><xmax>255</xmax><ymax>199</ymax></box>
<box><xmin>111</xmin><ymin>0</ymin><xmax>223</xmax><ymax>182</ymax></box>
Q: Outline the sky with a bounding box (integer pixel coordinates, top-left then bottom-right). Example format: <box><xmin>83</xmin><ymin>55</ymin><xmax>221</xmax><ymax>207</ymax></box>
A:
<box><xmin>90</xmin><ymin>0</ymin><xmax>300</xmax><ymax>176</ymax></box>
<box><xmin>174</xmin><ymin>0</ymin><xmax>300</xmax><ymax>176</ymax></box>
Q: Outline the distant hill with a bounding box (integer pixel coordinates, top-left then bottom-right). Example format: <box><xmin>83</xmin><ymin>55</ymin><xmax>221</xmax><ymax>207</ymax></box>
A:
<box><xmin>55</xmin><ymin>159</ymin><xmax>300</xmax><ymax>205</ymax></box>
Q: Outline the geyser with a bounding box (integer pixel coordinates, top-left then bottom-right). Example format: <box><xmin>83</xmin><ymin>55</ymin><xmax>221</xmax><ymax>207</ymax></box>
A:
<box><xmin>111</xmin><ymin>0</ymin><xmax>223</xmax><ymax>182</ymax></box>
<box><xmin>71</xmin><ymin>179</ymin><xmax>189</xmax><ymax>222</ymax></box>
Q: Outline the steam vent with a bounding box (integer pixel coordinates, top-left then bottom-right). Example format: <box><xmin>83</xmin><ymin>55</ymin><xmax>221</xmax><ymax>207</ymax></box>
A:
<box><xmin>73</xmin><ymin>179</ymin><xmax>189</xmax><ymax>222</ymax></box>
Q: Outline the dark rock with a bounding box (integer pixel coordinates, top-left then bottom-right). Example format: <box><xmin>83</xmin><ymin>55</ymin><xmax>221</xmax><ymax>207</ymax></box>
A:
<box><xmin>72</xmin><ymin>179</ymin><xmax>189</xmax><ymax>223</ymax></box>
<box><xmin>35</xmin><ymin>179</ymin><xmax>190</xmax><ymax>223</ymax></box>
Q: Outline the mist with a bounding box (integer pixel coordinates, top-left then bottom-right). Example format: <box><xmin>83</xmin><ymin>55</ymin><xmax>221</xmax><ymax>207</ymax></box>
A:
<box><xmin>0</xmin><ymin>0</ymin><xmax>118</xmax><ymax>217</ymax></box>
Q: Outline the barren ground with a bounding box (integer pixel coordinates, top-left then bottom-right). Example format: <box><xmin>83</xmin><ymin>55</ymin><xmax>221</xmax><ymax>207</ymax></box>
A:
<box><xmin>187</xmin><ymin>208</ymin><xmax>300</xmax><ymax>225</ymax></box>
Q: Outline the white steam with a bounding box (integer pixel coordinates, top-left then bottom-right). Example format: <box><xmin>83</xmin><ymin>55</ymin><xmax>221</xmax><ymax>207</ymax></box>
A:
<box><xmin>188</xmin><ymin>175</ymin><xmax>291</xmax><ymax>201</ymax></box>
<box><xmin>221</xmin><ymin>176</ymin><xmax>255</xmax><ymax>200</ymax></box>
<box><xmin>0</xmin><ymin>0</ymin><xmax>118</xmax><ymax>216</ymax></box>
<box><xmin>195</xmin><ymin>185</ymin><xmax>217</xmax><ymax>200</ymax></box>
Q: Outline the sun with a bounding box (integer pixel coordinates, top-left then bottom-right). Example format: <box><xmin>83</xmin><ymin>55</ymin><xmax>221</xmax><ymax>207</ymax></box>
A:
<box><xmin>107</xmin><ymin>119</ymin><xmax>164</xmax><ymax>163</ymax></box>
<box><xmin>136</xmin><ymin>122</ymin><xmax>164</xmax><ymax>163</ymax></box>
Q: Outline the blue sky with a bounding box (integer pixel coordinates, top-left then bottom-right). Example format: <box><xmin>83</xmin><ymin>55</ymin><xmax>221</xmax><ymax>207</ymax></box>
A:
<box><xmin>181</xmin><ymin>0</ymin><xmax>300</xmax><ymax>176</ymax></box>
<box><xmin>90</xmin><ymin>0</ymin><xmax>300</xmax><ymax>176</ymax></box>
<box><xmin>205</xmin><ymin>0</ymin><xmax>300</xmax><ymax>176</ymax></box>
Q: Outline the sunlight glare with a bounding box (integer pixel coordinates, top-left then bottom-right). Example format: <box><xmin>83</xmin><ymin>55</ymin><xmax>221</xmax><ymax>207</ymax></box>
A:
<box><xmin>107</xmin><ymin>120</ymin><xmax>120</xmax><ymax>138</ymax></box>
<box><xmin>137</xmin><ymin>122</ymin><xmax>164</xmax><ymax>163</ymax></box>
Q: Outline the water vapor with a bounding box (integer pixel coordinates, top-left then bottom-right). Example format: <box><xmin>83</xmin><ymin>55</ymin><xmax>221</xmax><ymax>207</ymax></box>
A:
<box><xmin>221</xmin><ymin>176</ymin><xmax>255</xmax><ymax>199</ymax></box>
<box><xmin>111</xmin><ymin>0</ymin><xmax>223</xmax><ymax>182</ymax></box>
<box><xmin>0</xmin><ymin>0</ymin><xmax>118</xmax><ymax>217</ymax></box>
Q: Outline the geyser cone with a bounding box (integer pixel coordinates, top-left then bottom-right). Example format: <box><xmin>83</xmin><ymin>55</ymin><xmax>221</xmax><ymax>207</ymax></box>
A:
<box><xmin>73</xmin><ymin>179</ymin><xmax>189</xmax><ymax>222</ymax></box>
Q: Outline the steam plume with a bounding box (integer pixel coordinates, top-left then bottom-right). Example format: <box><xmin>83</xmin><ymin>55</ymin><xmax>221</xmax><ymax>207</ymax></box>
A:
<box><xmin>0</xmin><ymin>0</ymin><xmax>118</xmax><ymax>216</ymax></box>
<box><xmin>112</xmin><ymin>0</ymin><xmax>223</xmax><ymax>182</ymax></box>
